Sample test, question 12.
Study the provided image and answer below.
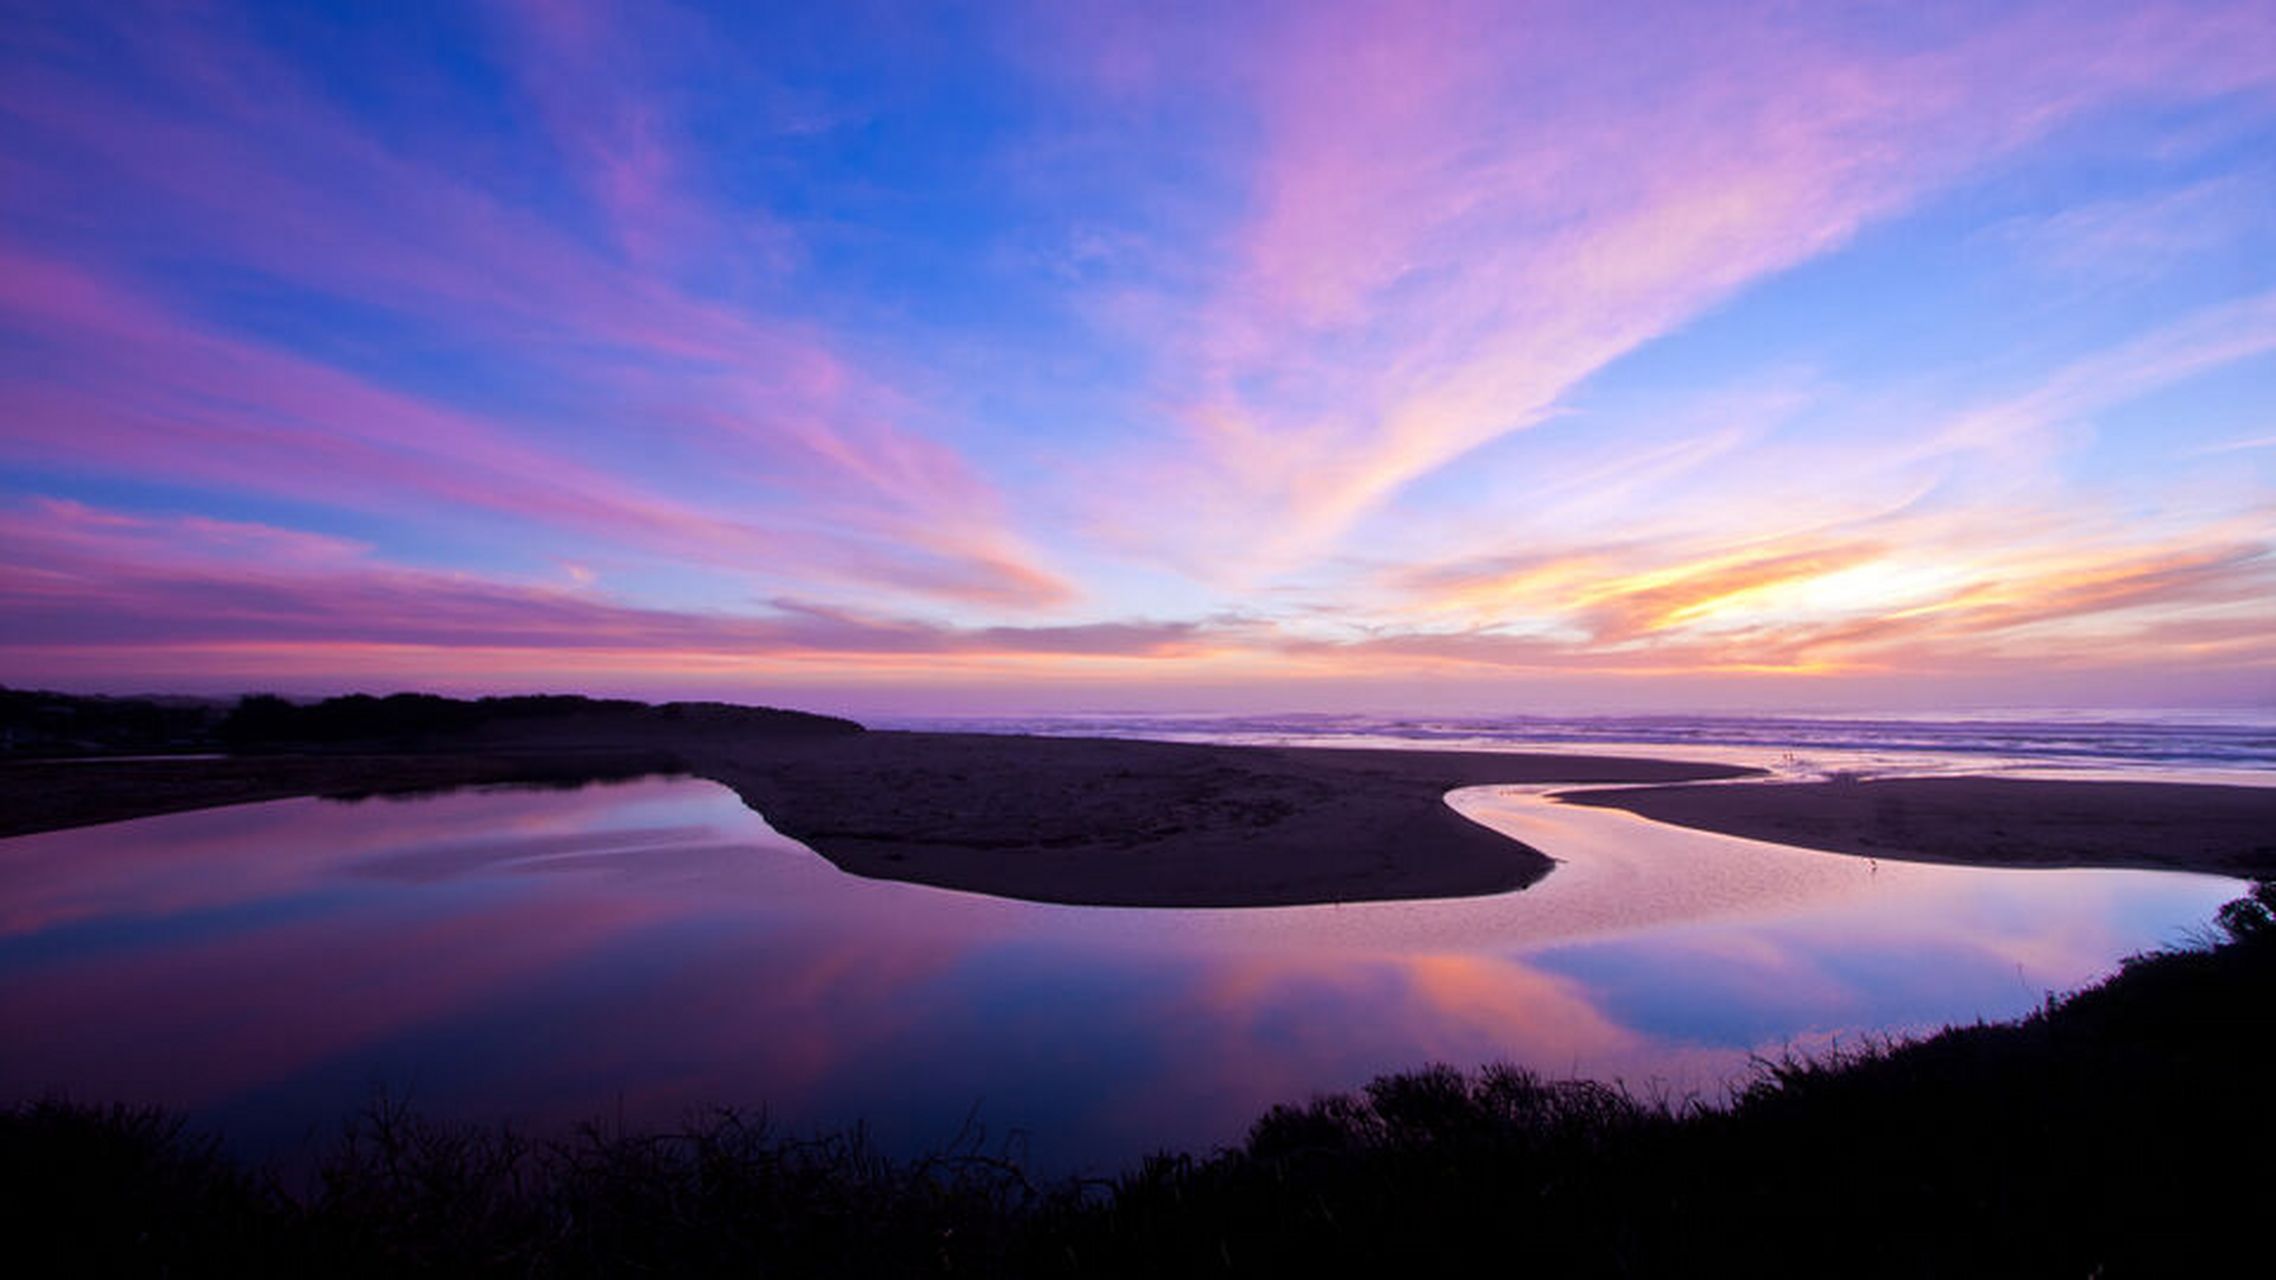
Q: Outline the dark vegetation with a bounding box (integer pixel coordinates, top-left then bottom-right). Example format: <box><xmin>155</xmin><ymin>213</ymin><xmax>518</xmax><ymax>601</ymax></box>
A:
<box><xmin>0</xmin><ymin>752</ymin><xmax>689</xmax><ymax>840</ymax></box>
<box><xmin>0</xmin><ymin>687</ymin><xmax>861</xmax><ymax>758</ymax></box>
<box><xmin>0</xmin><ymin>688</ymin><xmax>861</xmax><ymax>838</ymax></box>
<box><xmin>5</xmin><ymin>689</ymin><xmax>1726</xmax><ymax>905</ymax></box>
<box><xmin>214</xmin><ymin>691</ymin><xmax>860</xmax><ymax>750</ymax></box>
<box><xmin>7</xmin><ymin>884</ymin><xmax>2271</xmax><ymax>1278</ymax></box>
<box><xmin>0</xmin><ymin>686</ymin><xmax>227</xmax><ymax>756</ymax></box>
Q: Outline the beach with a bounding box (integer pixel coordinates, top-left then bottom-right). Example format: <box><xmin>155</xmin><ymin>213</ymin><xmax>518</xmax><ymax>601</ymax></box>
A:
<box><xmin>0</xmin><ymin>726</ymin><xmax>1748</xmax><ymax>908</ymax></box>
<box><xmin>6</xmin><ymin>714</ymin><xmax>2273</xmax><ymax>905</ymax></box>
<box><xmin>1565</xmin><ymin>776</ymin><xmax>2276</xmax><ymax>878</ymax></box>
<box><xmin>691</xmin><ymin>731</ymin><xmax>1780</xmax><ymax>905</ymax></box>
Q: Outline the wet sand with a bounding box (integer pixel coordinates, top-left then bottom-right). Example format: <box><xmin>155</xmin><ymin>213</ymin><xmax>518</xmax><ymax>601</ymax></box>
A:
<box><xmin>685</xmin><ymin>731</ymin><xmax>1753</xmax><ymax>906</ymax></box>
<box><xmin>0</xmin><ymin>729</ymin><xmax>1748</xmax><ymax>907</ymax></box>
<box><xmin>7</xmin><ymin>727</ymin><xmax>2270</xmax><ymax>906</ymax></box>
<box><xmin>1564</xmin><ymin>776</ymin><xmax>2276</xmax><ymax>878</ymax></box>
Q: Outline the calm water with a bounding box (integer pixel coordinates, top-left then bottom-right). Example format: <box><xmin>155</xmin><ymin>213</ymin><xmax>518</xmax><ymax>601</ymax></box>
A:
<box><xmin>0</xmin><ymin>775</ymin><xmax>2247</xmax><ymax>1175</ymax></box>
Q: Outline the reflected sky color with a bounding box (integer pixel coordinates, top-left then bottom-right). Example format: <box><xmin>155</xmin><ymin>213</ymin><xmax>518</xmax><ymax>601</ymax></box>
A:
<box><xmin>0</xmin><ymin>778</ymin><xmax>2241</xmax><ymax>1173</ymax></box>
<box><xmin>1</xmin><ymin>1</ymin><xmax>2272</xmax><ymax>711</ymax></box>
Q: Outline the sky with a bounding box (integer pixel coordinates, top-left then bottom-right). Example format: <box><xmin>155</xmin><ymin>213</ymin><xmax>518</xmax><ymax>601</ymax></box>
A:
<box><xmin>2</xmin><ymin>0</ymin><xmax>2273</xmax><ymax>715</ymax></box>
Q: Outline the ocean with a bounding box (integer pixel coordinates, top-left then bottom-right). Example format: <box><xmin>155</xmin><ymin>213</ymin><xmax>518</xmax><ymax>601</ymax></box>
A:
<box><xmin>870</xmin><ymin>710</ymin><xmax>2276</xmax><ymax>784</ymax></box>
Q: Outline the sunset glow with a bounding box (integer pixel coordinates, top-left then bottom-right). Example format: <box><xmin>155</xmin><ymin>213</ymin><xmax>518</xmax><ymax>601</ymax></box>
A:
<box><xmin>4</xmin><ymin>1</ymin><xmax>2272</xmax><ymax>711</ymax></box>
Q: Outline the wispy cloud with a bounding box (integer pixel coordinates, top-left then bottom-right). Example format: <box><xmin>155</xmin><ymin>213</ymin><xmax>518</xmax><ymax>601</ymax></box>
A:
<box><xmin>0</xmin><ymin>5</ymin><xmax>1071</xmax><ymax>609</ymax></box>
<box><xmin>7</xmin><ymin>495</ymin><xmax>2268</xmax><ymax>694</ymax></box>
<box><xmin>2195</xmin><ymin>433</ymin><xmax>2276</xmax><ymax>455</ymax></box>
<box><xmin>1991</xmin><ymin>177</ymin><xmax>2264</xmax><ymax>281</ymax></box>
<box><xmin>488</xmin><ymin>0</ymin><xmax>793</xmax><ymax>273</ymax></box>
<box><xmin>3</xmin><ymin>1</ymin><xmax>2272</xmax><ymax>706</ymax></box>
<box><xmin>1918</xmin><ymin>290</ymin><xmax>2276</xmax><ymax>457</ymax></box>
<box><xmin>0</xmin><ymin>501</ymin><xmax>1180</xmax><ymax>669</ymax></box>
<box><xmin>1087</xmin><ymin>0</ymin><xmax>2276</xmax><ymax>578</ymax></box>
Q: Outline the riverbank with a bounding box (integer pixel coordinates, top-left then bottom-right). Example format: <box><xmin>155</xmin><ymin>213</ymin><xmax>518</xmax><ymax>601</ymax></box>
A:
<box><xmin>0</xmin><ymin>751</ymin><xmax>683</xmax><ymax>840</ymax></box>
<box><xmin>1</xmin><ymin>689</ymin><xmax>1758</xmax><ymax>906</ymax></box>
<box><xmin>689</xmin><ymin>730</ymin><xmax>1752</xmax><ymax>905</ymax></box>
<box><xmin>0</xmin><ymin>734</ymin><xmax>1750</xmax><ymax>907</ymax></box>
<box><xmin>10</xmin><ymin>693</ymin><xmax>2276</xmax><ymax>901</ymax></box>
<box><xmin>1565</xmin><ymin>775</ymin><xmax>2276</xmax><ymax>877</ymax></box>
<box><xmin>11</xmin><ymin>883</ymin><xmax>2271</xmax><ymax>1277</ymax></box>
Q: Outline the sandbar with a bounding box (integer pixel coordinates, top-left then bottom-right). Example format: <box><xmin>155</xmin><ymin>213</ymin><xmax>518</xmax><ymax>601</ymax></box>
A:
<box><xmin>8</xmin><ymin>718</ymin><xmax>2271</xmax><ymax>907</ymax></box>
<box><xmin>0</xmin><ymin>726</ymin><xmax>1750</xmax><ymax>907</ymax></box>
<box><xmin>688</xmin><ymin>730</ymin><xmax>1753</xmax><ymax>906</ymax></box>
<box><xmin>1563</xmin><ymin>776</ymin><xmax>2276</xmax><ymax>878</ymax></box>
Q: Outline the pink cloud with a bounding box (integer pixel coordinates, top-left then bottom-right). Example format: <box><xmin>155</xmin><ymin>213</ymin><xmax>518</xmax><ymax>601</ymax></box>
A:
<box><xmin>0</xmin><ymin>501</ymin><xmax>1188</xmax><ymax>668</ymax></box>
<box><xmin>0</xmin><ymin>244</ymin><xmax>1068</xmax><ymax>607</ymax></box>
<box><xmin>488</xmin><ymin>0</ymin><xmax>780</xmax><ymax>271</ymax></box>
<box><xmin>6</xmin><ymin>495</ymin><xmax>2267</xmax><ymax>696</ymax></box>
<box><xmin>0</xmin><ymin>9</ymin><xmax>1070</xmax><ymax>608</ymax></box>
<box><xmin>2</xmin><ymin>2</ymin><xmax>2269</xmax><ymax>704</ymax></box>
<box><xmin>1087</xmin><ymin>0</ymin><xmax>2276</xmax><ymax>576</ymax></box>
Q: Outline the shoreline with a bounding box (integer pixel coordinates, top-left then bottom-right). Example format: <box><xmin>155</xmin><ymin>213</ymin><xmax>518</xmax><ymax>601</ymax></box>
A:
<box><xmin>688</xmin><ymin>730</ymin><xmax>1760</xmax><ymax>906</ymax></box>
<box><xmin>0</xmin><ymin>749</ymin><xmax>685</xmax><ymax>841</ymax></box>
<box><xmin>1562</xmin><ymin>775</ymin><xmax>2276</xmax><ymax>879</ymax></box>
<box><xmin>6</xmin><ymin>721</ymin><xmax>2274</xmax><ymax>902</ymax></box>
<box><xmin>0</xmin><ymin>730</ymin><xmax>1756</xmax><ymax>908</ymax></box>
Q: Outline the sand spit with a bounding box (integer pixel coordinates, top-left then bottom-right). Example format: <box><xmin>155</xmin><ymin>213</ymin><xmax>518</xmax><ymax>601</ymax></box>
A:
<box><xmin>688</xmin><ymin>730</ymin><xmax>1752</xmax><ymax>906</ymax></box>
<box><xmin>0</xmin><ymin>723</ymin><xmax>1748</xmax><ymax>908</ymax></box>
<box><xmin>8</xmin><ymin>709</ymin><xmax>2271</xmax><ymax>905</ymax></box>
<box><xmin>1564</xmin><ymin>776</ymin><xmax>2276</xmax><ymax>878</ymax></box>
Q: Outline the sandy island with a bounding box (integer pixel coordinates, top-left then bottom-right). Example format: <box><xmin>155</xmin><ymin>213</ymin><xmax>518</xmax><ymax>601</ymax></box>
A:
<box><xmin>4</xmin><ymin>708</ymin><xmax>2272</xmax><ymax>904</ymax></box>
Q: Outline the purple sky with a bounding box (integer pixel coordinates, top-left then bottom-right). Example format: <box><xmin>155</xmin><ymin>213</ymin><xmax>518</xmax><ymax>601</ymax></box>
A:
<box><xmin>3</xmin><ymin>1</ymin><xmax>2273</xmax><ymax>713</ymax></box>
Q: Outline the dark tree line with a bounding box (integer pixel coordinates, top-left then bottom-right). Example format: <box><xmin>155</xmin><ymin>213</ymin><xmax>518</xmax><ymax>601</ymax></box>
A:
<box><xmin>216</xmin><ymin>692</ymin><xmax>651</xmax><ymax>747</ymax></box>
<box><xmin>2</xmin><ymin>688</ymin><xmax>861</xmax><ymax>756</ymax></box>
<box><xmin>0</xmin><ymin>687</ymin><xmax>227</xmax><ymax>756</ymax></box>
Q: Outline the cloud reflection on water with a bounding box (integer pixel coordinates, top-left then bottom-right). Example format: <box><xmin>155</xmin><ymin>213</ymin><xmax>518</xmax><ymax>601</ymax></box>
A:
<box><xmin>0</xmin><ymin>777</ymin><xmax>2243</xmax><ymax>1172</ymax></box>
